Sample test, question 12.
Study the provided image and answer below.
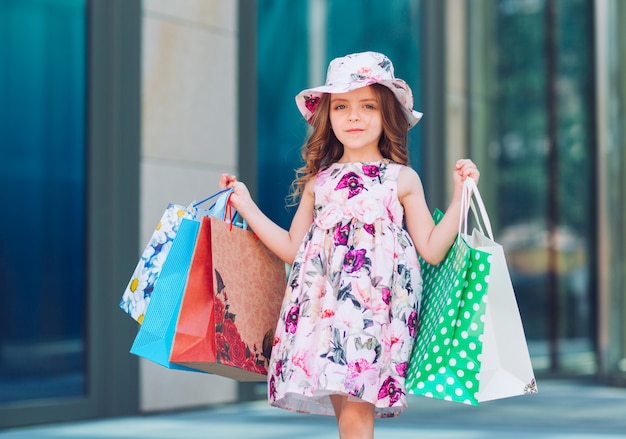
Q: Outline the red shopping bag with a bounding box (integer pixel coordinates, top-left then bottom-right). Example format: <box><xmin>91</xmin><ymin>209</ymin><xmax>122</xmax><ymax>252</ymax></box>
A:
<box><xmin>170</xmin><ymin>216</ymin><xmax>286</xmax><ymax>381</ymax></box>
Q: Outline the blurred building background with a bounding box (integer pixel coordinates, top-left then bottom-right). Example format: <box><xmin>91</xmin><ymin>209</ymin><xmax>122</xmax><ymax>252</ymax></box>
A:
<box><xmin>0</xmin><ymin>0</ymin><xmax>624</xmax><ymax>429</ymax></box>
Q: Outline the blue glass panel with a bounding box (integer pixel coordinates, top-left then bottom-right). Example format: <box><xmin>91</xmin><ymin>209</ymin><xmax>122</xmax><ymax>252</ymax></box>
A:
<box><xmin>257</xmin><ymin>0</ymin><xmax>310</xmax><ymax>229</ymax></box>
<box><xmin>0</xmin><ymin>0</ymin><xmax>87</xmax><ymax>403</ymax></box>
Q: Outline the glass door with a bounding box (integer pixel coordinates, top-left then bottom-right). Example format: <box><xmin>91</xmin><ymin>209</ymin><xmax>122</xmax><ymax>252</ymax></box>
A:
<box><xmin>0</xmin><ymin>0</ymin><xmax>88</xmax><ymax>405</ymax></box>
<box><xmin>0</xmin><ymin>0</ymin><xmax>141</xmax><ymax>428</ymax></box>
<box><xmin>468</xmin><ymin>0</ymin><xmax>596</xmax><ymax>374</ymax></box>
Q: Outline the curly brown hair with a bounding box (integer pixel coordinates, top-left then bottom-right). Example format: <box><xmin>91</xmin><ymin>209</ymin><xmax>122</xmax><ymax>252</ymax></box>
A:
<box><xmin>288</xmin><ymin>83</ymin><xmax>410</xmax><ymax>203</ymax></box>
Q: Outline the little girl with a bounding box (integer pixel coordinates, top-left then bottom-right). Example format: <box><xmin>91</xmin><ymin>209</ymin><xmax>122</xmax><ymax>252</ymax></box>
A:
<box><xmin>220</xmin><ymin>51</ymin><xmax>479</xmax><ymax>439</ymax></box>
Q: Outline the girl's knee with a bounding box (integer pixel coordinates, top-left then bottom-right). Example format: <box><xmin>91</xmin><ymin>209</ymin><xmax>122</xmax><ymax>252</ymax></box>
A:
<box><xmin>335</xmin><ymin>399</ymin><xmax>375</xmax><ymax>439</ymax></box>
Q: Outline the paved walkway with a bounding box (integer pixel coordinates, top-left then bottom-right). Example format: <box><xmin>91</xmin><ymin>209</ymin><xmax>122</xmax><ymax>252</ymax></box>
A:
<box><xmin>1</xmin><ymin>379</ymin><xmax>625</xmax><ymax>438</ymax></box>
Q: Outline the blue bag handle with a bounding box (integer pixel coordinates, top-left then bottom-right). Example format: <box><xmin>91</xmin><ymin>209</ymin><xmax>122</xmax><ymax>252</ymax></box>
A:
<box><xmin>194</xmin><ymin>188</ymin><xmax>229</xmax><ymax>212</ymax></box>
<box><xmin>193</xmin><ymin>188</ymin><xmax>247</xmax><ymax>229</ymax></box>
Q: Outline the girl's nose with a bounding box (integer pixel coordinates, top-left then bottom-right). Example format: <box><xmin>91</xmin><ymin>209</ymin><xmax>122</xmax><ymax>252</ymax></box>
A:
<box><xmin>348</xmin><ymin>107</ymin><xmax>360</xmax><ymax>121</ymax></box>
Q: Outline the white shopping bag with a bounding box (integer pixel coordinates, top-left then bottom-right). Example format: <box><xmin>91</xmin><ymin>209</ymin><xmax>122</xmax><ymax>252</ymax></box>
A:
<box><xmin>466</xmin><ymin>229</ymin><xmax>538</xmax><ymax>401</ymax></box>
<box><xmin>463</xmin><ymin>179</ymin><xmax>538</xmax><ymax>402</ymax></box>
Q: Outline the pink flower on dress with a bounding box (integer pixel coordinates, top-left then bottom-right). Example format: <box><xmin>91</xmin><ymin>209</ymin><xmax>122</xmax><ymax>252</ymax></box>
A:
<box><xmin>407</xmin><ymin>310</ymin><xmax>418</xmax><ymax>338</ymax></box>
<box><xmin>378</xmin><ymin>376</ymin><xmax>404</xmax><ymax>405</ymax></box>
<box><xmin>351</xmin><ymin>196</ymin><xmax>385</xmax><ymax>224</ymax></box>
<box><xmin>292</xmin><ymin>351</ymin><xmax>313</xmax><ymax>378</ymax></box>
<box><xmin>285</xmin><ymin>305</ymin><xmax>299</xmax><ymax>334</ymax></box>
<box><xmin>363</xmin><ymin>223</ymin><xmax>375</xmax><ymax>236</ymax></box>
<box><xmin>315</xmin><ymin>203</ymin><xmax>344</xmax><ymax>229</ymax></box>
<box><xmin>275</xmin><ymin>359</ymin><xmax>283</xmax><ymax>377</ymax></box>
<box><xmin>395</xmin><ymin>361</ymin><xmax>409</xmax><ymax>378</ymax></box>
<box><xmin>335</xmin><ymin>172</ymin><xmax>365</xmax><ymax>199</ymax></box>
<box><xmin>334</xmin><ymin>222</ymin><xmax>350</xmax><ymax>246</ymax></box>
<box><xmin>382</xmin><ymin>191</ymin><xmax>399</xmax><ymax>224</ymax></box>
<box><xmin>304</xmin><ymin>239</ymin><xmax>324</xmax><ymax>260</ymax></box>
<box><xmin>362</xmin><ymin>164</ymin><xmax>380</xmax><ymax>179</ymax></box>
<box><xmin>343</xmin><ymin>248</ymin><xmax>368</xmax><ymax>273</ymax></box>
<box><xmin>382</xmin><ymin>287</ymin><xmax>391</xmax><ymax>305</ymax></box>
<box><xmin>347</xmin><ymin>358</ymin><xmax>371</xmax><ymax>379</ymax></box>
<box><xmin>269</xmin><ymin>375</ymin><xmax>277</xmax><ymax>400</ymax></box>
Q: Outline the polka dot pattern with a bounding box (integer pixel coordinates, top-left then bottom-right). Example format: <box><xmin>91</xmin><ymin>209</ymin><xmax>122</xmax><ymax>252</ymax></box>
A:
<box><xmin>406</xmin><ymin>209</ymin><xmax>491</xmax><ymax>405</ymax></box>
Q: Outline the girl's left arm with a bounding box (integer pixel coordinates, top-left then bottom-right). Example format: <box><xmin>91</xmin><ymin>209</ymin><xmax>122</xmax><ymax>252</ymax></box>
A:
<box><xmin>400</xmin><ymin>160</ymin><xmax>479</xmax><ymax>265</ymax></box>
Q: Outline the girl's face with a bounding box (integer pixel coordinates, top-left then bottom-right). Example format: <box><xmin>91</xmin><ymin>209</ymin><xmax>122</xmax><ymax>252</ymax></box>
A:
<box><xmin>329</xmin><ymin>86</ymin><xmax>383</xmax><ymax>161</ymax></box>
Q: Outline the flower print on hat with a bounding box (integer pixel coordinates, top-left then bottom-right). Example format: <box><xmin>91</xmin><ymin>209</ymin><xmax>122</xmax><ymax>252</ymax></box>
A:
<box><xmin>295</xmin><ymin>51</ymin><xmax>423</xmax><ymax>129</ymax></box>
<box><xmin>303</xmin><ymin>95</ymin><xmax>320</xmax><ymax>116</ymax></box>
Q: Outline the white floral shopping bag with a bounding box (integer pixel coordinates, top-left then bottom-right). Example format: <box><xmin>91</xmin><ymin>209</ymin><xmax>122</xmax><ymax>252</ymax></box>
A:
<box><xmin>120</xmin><ymin>203</ymin><xmax>195</xmax><ymax>323</ymax></box>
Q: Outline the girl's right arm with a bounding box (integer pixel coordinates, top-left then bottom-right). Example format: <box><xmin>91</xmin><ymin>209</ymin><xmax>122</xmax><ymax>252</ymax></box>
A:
<box><xmin>219</xmin><ymin>173</ymin><xmax>315</xmax><ymax>264</ymax></box>
<box><xmin>399</xmin><ymin>160</ymin><xmax>480</xmax><ymax>265</ymax></box>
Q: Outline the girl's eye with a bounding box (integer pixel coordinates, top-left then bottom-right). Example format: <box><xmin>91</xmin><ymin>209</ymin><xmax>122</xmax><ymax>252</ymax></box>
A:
<box><xmin>334</xmin><ymin>104</ymin><xmax>346</xmax><ymax>110</ymax></box>
<box><xmin>363</xmin><ymin>104</ymin><xmax>375</xmax><ymax>110</ymax></box>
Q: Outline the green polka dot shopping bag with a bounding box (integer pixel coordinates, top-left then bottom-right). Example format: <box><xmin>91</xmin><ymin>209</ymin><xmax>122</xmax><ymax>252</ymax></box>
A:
<box><xmin>406</xmin><ymin>179</ymin><xmax>537</xmax><ymax>405</ymax></box>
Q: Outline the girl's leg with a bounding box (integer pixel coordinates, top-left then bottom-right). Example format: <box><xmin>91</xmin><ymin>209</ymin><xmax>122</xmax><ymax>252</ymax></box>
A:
<box><xmin>329</xmin><ymin>394</ymin><xmax>375</xmax><ymax>439</ymax></box>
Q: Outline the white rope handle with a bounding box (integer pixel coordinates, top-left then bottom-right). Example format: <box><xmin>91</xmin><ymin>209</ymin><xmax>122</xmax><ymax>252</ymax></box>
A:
<box><xmin>458</xmin><ymin>179</ymin><xmax>471</xmax><ymax>240</ymax></box>
<box><xmin>463</xmin><ymin>178</ymin><xmax>494</xmax><ymax>240</ymax></box>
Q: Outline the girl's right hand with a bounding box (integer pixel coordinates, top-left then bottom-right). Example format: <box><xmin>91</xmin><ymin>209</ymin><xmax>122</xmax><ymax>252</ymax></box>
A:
<box><xmin>219</xmin><ymin>173</ymin><xmax>237</xmax><ymax>190</ymax></box>
<box><xmin>219</xmin><ymin>173</ymin><xmax>253</xmax><ymax>215</ymax></box>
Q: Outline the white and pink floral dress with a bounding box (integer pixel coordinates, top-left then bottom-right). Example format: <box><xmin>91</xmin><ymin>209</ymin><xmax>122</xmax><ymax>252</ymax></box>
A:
<box><xmin>268</xmin><ymin>160</ymin><xmax>422</xmax><ymax>418</ymax></box>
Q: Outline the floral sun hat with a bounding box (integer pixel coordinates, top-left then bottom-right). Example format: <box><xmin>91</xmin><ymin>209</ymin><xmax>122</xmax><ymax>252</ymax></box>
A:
<box><xmin>295</xmin><ymin>51</ymin><xmax>423</xmax><ymax>129</ymax></box>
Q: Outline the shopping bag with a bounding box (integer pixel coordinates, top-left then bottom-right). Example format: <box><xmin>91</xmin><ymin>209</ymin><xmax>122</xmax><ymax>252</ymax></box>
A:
<box><xmin>405</xmin><ymin>208</ymin><xmax>492</xmax><ymax>404</ymax></box>
<box><xmin>119</xmin><ymin>189</ymin><xmax>234</xmax><ymax>323</ymax></box>
<box><xmin>128</xmin><ymin>189</ymin><xmax>241</xmax><ymax>370</ymax></box>
<box><xmin>129</xmin><ymin>217</ymin><xmax>203</xmax><ymax>371</ymax></box>
<box><xmin>406</xmin><ymin>179</ymin><xmax>537</xmax><ymax>405</ymax></box>
<box><xmin>120</xmin><ymin>203</ymin><xmax>194</xmax><ymax>323</ymax></box>
<box><xmin>170</xmin><ymin>215</ymin><xmax>287</xmax><ymax>381</ymax></box>
<box><xmin>463</xmin><ymin>180</ymin><xmax>537</xmax><ymax>402</ymax></box>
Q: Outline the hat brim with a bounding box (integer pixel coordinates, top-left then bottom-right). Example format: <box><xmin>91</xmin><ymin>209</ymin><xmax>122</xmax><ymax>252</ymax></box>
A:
<box><xmin>295</xmin><ymin>79</ymin><xmax>423</xmax><ymax>129</ymax></box>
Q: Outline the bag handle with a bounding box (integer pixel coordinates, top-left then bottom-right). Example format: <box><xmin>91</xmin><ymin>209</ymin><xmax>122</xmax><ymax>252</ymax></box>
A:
<box><xmin>193</xmin><ymin>187</ymin><xmax>231</xmax><ymax>209</ymax></box>
<box><xmin>459</xmin><ymin>178</ymin><xmax>494</xmax><ymax>240</ymax></box>
<box><xmin>225</xmin><ymin>191</ymin><xmax>248</xmax><ymax>231</ymax></box>
<box><xmin>191</xmin><ymin>188</ymin><xmax>246</xmax><ymax>229</ymax></box>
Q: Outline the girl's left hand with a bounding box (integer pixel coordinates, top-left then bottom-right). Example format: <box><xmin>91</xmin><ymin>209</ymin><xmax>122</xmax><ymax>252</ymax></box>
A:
<box><xmin>454</xmin><ymin>159</ymin><xmax>480</xmax><ymax>189</ymax></box>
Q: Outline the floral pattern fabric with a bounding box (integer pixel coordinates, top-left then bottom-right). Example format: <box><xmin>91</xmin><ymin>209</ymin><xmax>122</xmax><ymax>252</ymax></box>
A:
<box><xmin>268</xmin><ymin>161</ymin><xmax>422</xmax><ymax>418</ymax></box>
<box><xmin>120</xmin><ymin>202</ymin><xmax>196</xmax><ymax>323</ymax></box>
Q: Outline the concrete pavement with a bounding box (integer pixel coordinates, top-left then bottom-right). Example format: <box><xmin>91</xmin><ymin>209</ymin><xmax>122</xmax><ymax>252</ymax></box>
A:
<box><xmin>1</xmin><ymin>379</ymin><xmax>625</xmax><ymax>438</ymax></box>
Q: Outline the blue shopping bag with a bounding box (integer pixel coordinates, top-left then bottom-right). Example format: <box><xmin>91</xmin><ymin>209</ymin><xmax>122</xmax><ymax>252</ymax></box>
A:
<box><xmin>130</xmin><ymin>217</ymin><xmax>203</xmax><ymax>370</ymax></box>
